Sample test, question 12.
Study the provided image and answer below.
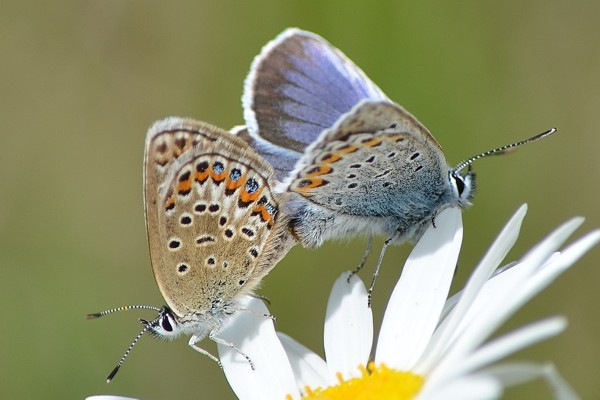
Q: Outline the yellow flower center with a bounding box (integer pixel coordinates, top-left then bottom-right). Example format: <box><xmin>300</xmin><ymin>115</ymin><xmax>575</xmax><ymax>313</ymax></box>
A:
<box><xmin>290</xmin><ymin>362</ymin><xmax>424</xmax><ymax>400</ymax></box>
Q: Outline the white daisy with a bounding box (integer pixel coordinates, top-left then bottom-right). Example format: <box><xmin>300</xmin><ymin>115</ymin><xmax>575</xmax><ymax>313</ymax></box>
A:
<box><xmin>217</xmin><ymin>205</ymin><xmax>600</xmax><ymax>400</ymax></box>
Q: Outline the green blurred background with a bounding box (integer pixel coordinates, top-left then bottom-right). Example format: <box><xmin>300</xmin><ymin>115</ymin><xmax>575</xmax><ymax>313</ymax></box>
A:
<box><xmin>1</xmin><ymin>1</ymin><xmax>599</xmax><ymax>399</ymax></box>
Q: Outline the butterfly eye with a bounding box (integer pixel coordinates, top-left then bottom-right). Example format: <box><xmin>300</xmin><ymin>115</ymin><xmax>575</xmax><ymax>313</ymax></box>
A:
<box><xmin>161</xmin><ymin>316</ymin><xmax>173</xmax><ymax>332</ymax></box>
<box><xmin>449</xmin><ymin>169</ymin><xmax>476</xmax><ymax>207</ymax></box>
<box><xmin>454</xmin><ymin>174</ymin><xmax>465</xmax><ymax>195</ymax></box>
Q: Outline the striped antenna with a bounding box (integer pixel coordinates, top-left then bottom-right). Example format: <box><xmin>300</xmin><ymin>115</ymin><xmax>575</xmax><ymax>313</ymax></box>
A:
<box><xmin>86</xmin><ymin>304</ymin><xmax>162</xmax><ymax>319</ymax></box>
<box><xmin>106</xmin><ymin>326</ymin><xmax>148</xmax><ymax>382</ymax></box>
<box><xmin>87</xmin><ymin>304</ymin><xmax>163</xmax><ymax>382</ymax></box>
<box><xmin>453</xmin><ymin>128</ymin><xmax>557</xmax><ymax>173</ymax></box>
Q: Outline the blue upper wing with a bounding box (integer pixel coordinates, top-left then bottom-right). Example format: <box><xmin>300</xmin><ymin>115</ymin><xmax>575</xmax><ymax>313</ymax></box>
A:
<box><xmin>240</xmin><ymin>28</ymin><xmax>390</xmax><ymax>178</ymax></box>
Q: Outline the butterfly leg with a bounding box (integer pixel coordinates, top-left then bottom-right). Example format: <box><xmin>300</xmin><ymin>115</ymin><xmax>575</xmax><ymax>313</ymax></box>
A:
<box><xmin>208</xmin><ymin>333</ymin><xmax>256</xmax><ymax>370</ymax></box>
<box><xmin>188</xmin><ymin>335</ymin><xmax>222</xmax><ymax>367</ymax></box>
<box><xmin>238</xmin><ymin>306</ymin><xmax>276</xmax><ymax>322</ymax></box>
<box><xmin>367</xmin><ymin>236</ymin><xmax>393</xmax><ymax>307</ymax></box>
<box><xmin>348</xmin><ymin>236</ymin><xmax>374</xmax><ymax>283</ymax></box>
<box><xmin>249</xmin><ymin>292</ymin><xmax>272</xmax><ymax>306</ymax></box>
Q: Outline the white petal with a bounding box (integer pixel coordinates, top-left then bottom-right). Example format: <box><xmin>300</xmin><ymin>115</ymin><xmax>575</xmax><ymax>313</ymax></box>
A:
<box><xmin>277</xmin><ymin>332</ymin><xmax>329</xmax><ymax>391</ymax></box>
<box><xmin>218</xmin><ymin>297</ymin><xmax>299</xmax><ymax>400</ymax></box>
<box><xmin>481</xmin><ymin>362</ymin><xmax>580</xmax><ymax>400</ymax></box>
<box><xmin>376</xmin><ymin>207</ymin><xmax>462</xmax><ymax>369</ymax></box>
<box><xmin>424</xmin><ymin>220</ymin><xmax>593</xmax><ymax>389</ymax></box>
<box><xmin>506</xmin><ymin>231</ymin><xmax>600</xmax><ymax>316</ymax></box>
<box><xmin>541</xmin><ymin>363</ymin><xmax>581</xmax><ymax>400</ymax></box>
<box><xmin>417</xmin><ymin>205</ymin><xmax>527</xmax><ymax>372</ymax></box>
<box><xmin>466</xmin><ymin>226</ymin><xmax>597</xmax><ymax>351</ymax></box>
<box><xmin>516</xmin><ymin>217</ymin><xmax>585</xmax><ymax>276</ymax></box>
<box><xmin>465</xmin><ymin>231</ymin><xmax>600</xmax><ymax>355</ymax></box>
<box><xmin>439</xmin><ymin>259</ymin><xmax>533</xmax><ymax>347</ymax></box>
<box><xmin>418</xmin><ymin>374</ymin><xmax>503</xmax><ymax>400</ymax></box>
<box><xmin>481</xmin><ymin>361</ymin><xmax>550</xmax><ymax>386</ymax></box>
<box><xmin>528</xmin><ymin>230</ymin><xmax>600</xmax><ymax>293</ymax></box>
<box><xmin>86</xmin><ymin>397</ymin><xmax>140</xmax><ymax>400</ymax></box>
<box><xmin>457</xmin><ymin>317</ymin><xmax>567</xmax><ymax>378</ymax></box>
<box><xmin>323</xmin><ymin>272</ymin><xmax>373</xmax><ymax>382</ymax></box>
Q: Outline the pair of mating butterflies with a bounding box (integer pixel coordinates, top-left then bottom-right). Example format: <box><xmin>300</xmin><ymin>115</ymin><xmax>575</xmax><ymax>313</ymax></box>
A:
<box><xmin>89</xmin><ymin>28</ymin><xmax>555</xmax><ymax>380</ymax></box>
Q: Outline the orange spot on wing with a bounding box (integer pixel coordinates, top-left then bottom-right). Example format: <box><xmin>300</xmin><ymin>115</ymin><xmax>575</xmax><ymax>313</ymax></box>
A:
<box><xmin>177</xmin><ymin>178</ymin><xmax>192</xmax><ymax>194</ymax></box>
<box><xmin>305</xmin><ymin>164</ymin><xmax>332</xmax><ymax>177</ymax></box>
<box><xmin>338</xmin><ymin>144</ymin><xmax>358</xmax><ymax>153</ymax></box>
<box><xmin>293</xmin><ymin>178</ymin><xmax>328</xmax><ymax>195</ymax></box>
<box><xmin>226</xmin><ymin>174</ymin><xmax>246</xmax><ymax>191</ymax></box>
<box><xmin>320</xmin><ymin>145</ymin><xmax>357</xmax><ymax>164</ymax></box>
<box><xmin>321</xmin><ymin>153</ymin><xmax>341</xmax><ymax>163</ymax></box>
<box><xmin>253</xmin><ymin>205</ymin><xmax>275</xmax><ymax>224</ymax></box>
<box><xmin>361</xmin><ymin>137</ymin><xmax>383</xmax><ymax>147</ymax></box>
<box><xmin>195</xmin><ymin>170</ymin><xmax>209</xmax><ymax>183</ymax></box>
<box><xmin>240</xmin><ymin>187</ymin><xmax>264</xmax><ymax>203</ymax></box>
<box><xmin>165</xmin><ymin>195</ymin><xmax>175</xmax><ymax>211</ymax></box>
<box><xmin>385</xmin><ymin>134</ymin><xmax>407</xmax><ymax>143</ymax></box>
<box><xmin>210</xmin><ymin>171</ymin><xmax>227</xmax><ymax>183</ymax></box>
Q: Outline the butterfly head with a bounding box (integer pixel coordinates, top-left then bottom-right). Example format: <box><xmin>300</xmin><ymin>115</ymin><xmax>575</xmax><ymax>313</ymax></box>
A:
<box><xmin>144</xmin><ymin>304</ymin><xmax>217</xmax><ymax>341</ymax></box>
<box><xmin>449</xmin><ymin>165</ymin><xmax>476</xmax><ymax>208</ymax></box>
<box><xmin>142</xmin><ymin>306</ymin><xmax>187</xmax><ymax>341</ymax></box>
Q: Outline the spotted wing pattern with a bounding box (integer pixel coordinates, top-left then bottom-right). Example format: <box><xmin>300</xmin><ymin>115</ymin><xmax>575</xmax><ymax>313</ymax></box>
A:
<box><xmin>288</xmin><ymin>101</ymin><xmax>447</xmax><ymax>215</ymax></box>
<box><xmin>276</xmin><ymin>100</ymin><xmax>455</xmax><ymax>249</ymax></box>
<box><xmin>145</xmin><ymin>118</ymin><xmax>293</xmax><ymax>319</ymax></box>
